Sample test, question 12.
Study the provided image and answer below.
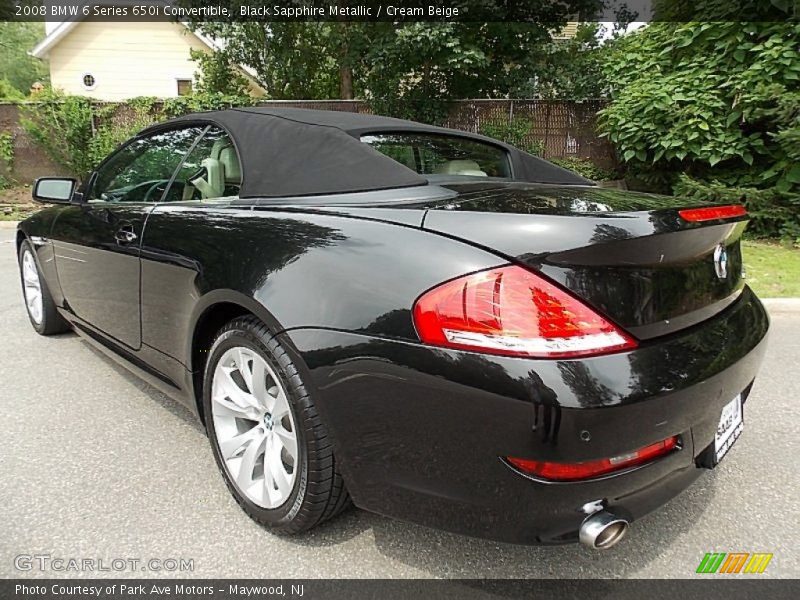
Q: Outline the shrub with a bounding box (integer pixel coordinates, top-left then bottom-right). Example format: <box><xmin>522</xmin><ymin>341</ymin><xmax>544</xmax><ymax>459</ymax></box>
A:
<box><xmin>0</xmin><ymin>78</ymin><xmax>25</xmax><ymax>101</ymax></box>
<box><xmin>550</xmin><ymin>157</ymin><xmax>616</xmax><ymax>181</ymax></box>
<box><xmin>674</xmin><ymin>174</ymin><xmax>800</xmax><ymax>241</ymax></box>
<box><xmin>20</xmin><ymin>90</ymin><xmax>259</xmax><ymax>178</ymax></box>
<box><xmin>20</xmin><ymin>89</ymin><xmax>96</xmax><ymax>176</ymax></box>
<box><xmin>599</xmin><ymin>22</ymin><xmax>800</xmax><ymax>240</ymax></box>
<box><xmin>479</xmin><ymin>116</ymin><xmax>544</xmax><ymax>156</ymax></box>
<box><xmin>160</xmin><ymin>91</ymin><xmax>259</xmax><ymax>119</ymax></box>
<box><xmin>0</xmin><ymin>131</ymin><xmax>13</xmax><ymax>189</ymax></box>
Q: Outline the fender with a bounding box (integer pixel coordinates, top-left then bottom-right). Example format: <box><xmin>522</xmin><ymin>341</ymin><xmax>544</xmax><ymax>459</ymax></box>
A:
<box><xmin>15</xmin><ymin>207</ymin><xmax>65</xmax><ymax>307</ymax></box>
<box><xmin>186</xmin><ymin>288</ymin><xmax>285</xmax><ymax>369</ymax></box>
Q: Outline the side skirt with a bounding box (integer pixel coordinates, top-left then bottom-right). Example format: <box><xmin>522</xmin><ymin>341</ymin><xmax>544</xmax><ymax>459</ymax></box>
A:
<box><xmin>59</xmin><ymin>308</ymin><xmax>201</xmax><ymax>421</ymax></box>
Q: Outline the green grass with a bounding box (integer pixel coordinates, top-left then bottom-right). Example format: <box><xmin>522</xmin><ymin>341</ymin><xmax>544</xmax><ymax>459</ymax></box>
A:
<box><xmin>742</xmin><ymin>240</ymin><xmax>800</xmax><ymax>298</ymax></box>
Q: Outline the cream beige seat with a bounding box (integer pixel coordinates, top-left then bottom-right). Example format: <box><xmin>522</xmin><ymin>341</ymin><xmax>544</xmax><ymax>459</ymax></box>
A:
<box><xmin>433</xmin><ymin>159</ymin><xmax>488</xmax><ymax>177</ymax></box>
<box><xmin>189</xmin><ymin>140</ymin><xmax>242</xmax><ymax>200</ymax></box>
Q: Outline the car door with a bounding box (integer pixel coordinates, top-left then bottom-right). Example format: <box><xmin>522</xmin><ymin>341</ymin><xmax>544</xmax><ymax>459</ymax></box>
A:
<box><xmin>139</xmin><ymin>126</ymin><xmax>243</xmax><ymax>359</ymax></box>
<box><xmin>51</xmin><ymin>125</ymin><xmax>207</xmax><ymax>349</ymax></box>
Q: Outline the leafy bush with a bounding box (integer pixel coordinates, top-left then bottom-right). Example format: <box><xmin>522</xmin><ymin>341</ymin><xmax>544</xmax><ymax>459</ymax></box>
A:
<box><xmin>21</xmin><ymin>90</ymin><xmax>96</xmax><ymax>176</ymax></box>
<box><xmin>479</xmin><ymin>116</ymin><xmax>544</xmax><ymax>156</ymax></box>
<box><xmin>599</xmin><ymin>22</ymin><xmax>800</xmax><ymax>240</ymax></box>
<box><xmin>21</xmin><ymin>90</ymin><xmax>259</xmax><ymax>177</ymax></box>
<box><xmin>0</xmin><ymin>131</ymin><xmax>14</xmax><ymax>189</ymax></box>
<box><xmin>20</xmin><ymin>90</ymin><xmax>144</xmax><ymax>177</ymax></box>
<box><xmin>160</xmin><ymin>91</ymin><xmax>259</xmax><ymax>119</ymax></box>
<box><xmin>0</xmin><ymin>78</ymin><xmax>25</xmax><ymax>101</ymax></box>
<box><xmin>87</xmin><ymin>100</ymin><xmax>156</xmax><ymax>167</ymax></box>
<box><xmin>550</xmin><ymin>157</ymin><xmax>617</xmax><ymax>181</ymax></box>
<box><xmin>674</xmin><ymin>174</ymin><xmax>800</xmax><ymax>241</ymax></box>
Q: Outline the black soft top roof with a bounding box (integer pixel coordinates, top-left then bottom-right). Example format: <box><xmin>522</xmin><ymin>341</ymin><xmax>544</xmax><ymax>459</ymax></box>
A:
<box><xmin>152</xmin><ymin>107</ymin><xmax>591</xmax><ymax>198</ymax></box>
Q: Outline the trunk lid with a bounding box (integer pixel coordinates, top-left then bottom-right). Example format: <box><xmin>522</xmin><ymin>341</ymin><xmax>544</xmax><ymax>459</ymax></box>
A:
<box><xmin>422</xmin><ymin>182</ymin><xmax>748</xmax><ymax>340</ymax></box>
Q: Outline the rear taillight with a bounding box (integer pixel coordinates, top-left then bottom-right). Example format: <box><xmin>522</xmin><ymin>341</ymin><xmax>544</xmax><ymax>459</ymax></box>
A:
<box><xmin>678</xmin><ymin>204</ymin><xmax>747</xmax><ymax>222</ymax></box>
<box><xmin>412</xmin><ymin>265</ymin><xmax>637</xmax><ymax>359</ymax></box>
<box><xmin>507</xmin><ymin>436</ymin><xmax>680</xmax><ymax>481</ymax></box>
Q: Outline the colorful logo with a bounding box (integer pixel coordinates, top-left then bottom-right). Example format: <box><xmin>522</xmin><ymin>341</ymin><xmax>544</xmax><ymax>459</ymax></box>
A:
<box><xmin>696</xmin><ymin>552</ymin><xmax>773</xmax><ymax>574</ymax></box>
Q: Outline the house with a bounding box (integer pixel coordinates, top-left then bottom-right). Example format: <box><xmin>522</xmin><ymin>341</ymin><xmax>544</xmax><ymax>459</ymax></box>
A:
<box><xmin>30</xmin><ymin>17</ymin><xmax>265</xmax><ymax>100</ymax></box>
<box><xmin>552</xmin><ymin>22</ymin><xmax>581</xmax><ymax>40</ymax></box>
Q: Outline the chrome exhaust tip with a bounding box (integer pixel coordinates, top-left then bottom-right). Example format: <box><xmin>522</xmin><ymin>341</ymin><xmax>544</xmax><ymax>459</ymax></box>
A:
<box><xmin>579</xmin><ymin>511</ymin><xmax>629</xmax><ymax>550</ymax></box>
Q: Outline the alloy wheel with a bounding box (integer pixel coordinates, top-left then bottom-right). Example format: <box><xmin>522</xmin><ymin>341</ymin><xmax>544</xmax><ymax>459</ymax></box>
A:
<box><xmin>211</xmin><ymin>346</ymin><xmax>299</xmax><ymax>509</ymax></box>
<box><xmin>21</xmin><ymin>250</ymin><xmax>43</xmax><ymax>325</ymax></box>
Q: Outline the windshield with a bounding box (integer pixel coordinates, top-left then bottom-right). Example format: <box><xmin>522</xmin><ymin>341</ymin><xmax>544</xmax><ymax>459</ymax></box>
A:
<box><xmin>361</xmin><ymin>133</ymin><xmax>511</xmax><ymax>179</ymax></box>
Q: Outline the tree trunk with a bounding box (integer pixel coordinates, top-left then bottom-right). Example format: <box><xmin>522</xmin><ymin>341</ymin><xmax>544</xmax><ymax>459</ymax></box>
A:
<box><xmin>340</xmin><ymin>65</ymin><xmax>354</xmax><ymax>99</ymax></box>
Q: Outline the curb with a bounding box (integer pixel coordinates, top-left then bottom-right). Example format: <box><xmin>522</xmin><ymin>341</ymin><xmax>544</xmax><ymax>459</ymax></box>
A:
<box><xmin>761</xmin><ymin>298</ymin><xmax>800</xmax><ymax>314</ymax></box>
<box><xmin>0</xmin><ymin>221</ymin><xmax>20</xmax><ymax>229</ymax></box>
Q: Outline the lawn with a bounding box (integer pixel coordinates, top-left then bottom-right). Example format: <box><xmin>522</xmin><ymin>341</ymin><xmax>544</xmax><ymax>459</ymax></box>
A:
<box><xmin>742</xmin><ymin>241</ymin><xmax>800</xmax><ymax>298</ymax></box>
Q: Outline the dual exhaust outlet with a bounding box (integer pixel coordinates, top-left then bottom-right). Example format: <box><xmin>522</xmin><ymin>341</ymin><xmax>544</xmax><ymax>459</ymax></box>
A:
<box><xmin>579</xmin><ymin>510</ymin><xmax>629</xmax><ymax>550</ymax></box>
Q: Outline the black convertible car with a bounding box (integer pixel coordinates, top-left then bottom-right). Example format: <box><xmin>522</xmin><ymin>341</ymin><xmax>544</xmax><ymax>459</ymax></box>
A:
<box><xmin>17</xmin><ymin>108</ymin><xmax>768</xmax><ymax>549</ymax></box>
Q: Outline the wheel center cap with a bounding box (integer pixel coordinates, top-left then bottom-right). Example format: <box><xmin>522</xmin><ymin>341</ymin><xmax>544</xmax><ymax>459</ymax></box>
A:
<box><xmin>263</xmin><ymin>413</ymin><xmax>274</xmax><ymax>431</ymax></box>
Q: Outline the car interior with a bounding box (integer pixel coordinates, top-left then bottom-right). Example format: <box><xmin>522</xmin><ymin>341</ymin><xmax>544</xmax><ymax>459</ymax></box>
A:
<box><xmin>432</xmin><ymin>159</ymin><xmax>488</xmax><ymax>177</ymax></box>
<box><xmin>185</xmin><ymin>139</ymin><xmax>242</xmax><ymax>201</ymax></box>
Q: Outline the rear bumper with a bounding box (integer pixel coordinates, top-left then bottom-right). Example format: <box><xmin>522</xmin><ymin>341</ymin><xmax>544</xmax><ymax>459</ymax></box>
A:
<box><xmin>282</xmin><ymin>286</ymin><xmax>769</xmax><ymax>544</ymax></box>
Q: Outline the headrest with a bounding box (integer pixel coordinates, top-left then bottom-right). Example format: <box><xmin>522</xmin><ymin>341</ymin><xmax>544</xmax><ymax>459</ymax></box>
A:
<box><xmin>219</xmin><ymin>146</ymin><xmax>241</xmax><ymax>183</ymax></box>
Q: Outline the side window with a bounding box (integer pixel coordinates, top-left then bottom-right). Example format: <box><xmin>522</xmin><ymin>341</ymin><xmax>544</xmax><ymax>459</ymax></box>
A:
<box><xmin>162</xmin><ymin>127</ymin><xmax>241</xmax><ymax>202</ymax></box>
<box><xmin>87</xmin><ymin>127</ymin><xmax>205</xmax><ymax>203</ymax></box>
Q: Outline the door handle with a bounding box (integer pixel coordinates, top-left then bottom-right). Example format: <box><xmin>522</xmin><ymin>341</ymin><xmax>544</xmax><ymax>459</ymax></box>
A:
<box><xmin>114</xmin><ymin>225</ymin><xmax>137</xmax><ymax>245</ymax></box>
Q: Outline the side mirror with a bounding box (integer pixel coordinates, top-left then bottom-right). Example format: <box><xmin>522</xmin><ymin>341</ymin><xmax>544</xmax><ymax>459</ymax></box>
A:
<box><xmin>32</xmin><ymin>177</ymin><xmax>78</xmax><ymax>204</ymax></box>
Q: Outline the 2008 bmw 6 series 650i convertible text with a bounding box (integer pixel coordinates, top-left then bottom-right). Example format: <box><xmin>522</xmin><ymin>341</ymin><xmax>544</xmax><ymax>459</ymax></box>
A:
<box><xmin>17</xmin><ymin>108</ymin><xmax>768</xmax><ymax>549</ymax></box>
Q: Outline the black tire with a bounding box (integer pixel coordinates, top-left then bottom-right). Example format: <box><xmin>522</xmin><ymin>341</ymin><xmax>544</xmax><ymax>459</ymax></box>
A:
<box><xmin>18</xmin><ymin>240</ymin><xmax>70</xmax><ymax>336</ymax></box>
<box><xmin>202</xmin><ymin>315</ymin><xmax>351</xmax><ymax>533</ymax></box>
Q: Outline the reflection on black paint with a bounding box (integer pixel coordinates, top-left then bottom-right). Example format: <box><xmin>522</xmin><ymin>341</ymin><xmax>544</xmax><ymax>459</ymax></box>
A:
<box><xmin>525</xmin><ymin>370</ymin><xmax>561</xmax><ymax>444</ymax></box>
<box><xmin>145</xmin><ymin>208</ymin><xmax>347</xmax><ymax>290</ymax></box>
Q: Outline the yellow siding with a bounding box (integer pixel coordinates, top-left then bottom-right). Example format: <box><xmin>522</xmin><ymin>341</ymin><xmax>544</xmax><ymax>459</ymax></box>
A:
<box><xmin>47</xmin><ymin>20</ymin><xmax>262</xmax><ymax>100</ymax></box>
<box><xmin>552</xmin><ymin>22</ymin><xmax>580</xmax><ymax>40</ymax></box>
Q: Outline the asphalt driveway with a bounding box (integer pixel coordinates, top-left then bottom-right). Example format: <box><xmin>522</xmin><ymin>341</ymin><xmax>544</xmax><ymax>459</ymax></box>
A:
<box><xmin>1</xmin><ymin>227</ymin><xmax>798</xmax><ymax>578</ymax></box>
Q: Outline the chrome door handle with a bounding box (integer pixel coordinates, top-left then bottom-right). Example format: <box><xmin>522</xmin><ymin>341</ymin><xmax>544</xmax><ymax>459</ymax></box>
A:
<box><xmin>114</xmin><ymin>227</ymin><xmax>137</xmax><ymax>244</ymax></box>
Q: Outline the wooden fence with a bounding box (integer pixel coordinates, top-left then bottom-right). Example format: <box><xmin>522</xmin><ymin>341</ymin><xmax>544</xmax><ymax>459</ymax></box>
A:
<box><xmin>0</xmin><ymin>99</ymin><xmax>615</xmax><ymax>183</ymax></box>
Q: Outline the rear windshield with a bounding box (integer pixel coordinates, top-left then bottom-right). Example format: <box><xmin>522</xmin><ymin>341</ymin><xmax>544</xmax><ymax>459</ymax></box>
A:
<box><xmin>361</xmin><ymin>133</ymin><xmax>511</xmax><ymax>178</ymax></box>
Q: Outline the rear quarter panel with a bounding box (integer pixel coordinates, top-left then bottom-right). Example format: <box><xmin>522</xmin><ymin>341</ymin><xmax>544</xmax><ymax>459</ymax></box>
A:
<box><xmin>139</xmin><ymin>203</ymin><xmax>505</xmax><ymax>366</ymax></box>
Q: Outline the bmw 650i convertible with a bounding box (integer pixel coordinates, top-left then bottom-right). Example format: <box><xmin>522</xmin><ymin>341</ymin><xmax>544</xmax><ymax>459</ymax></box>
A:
<box><xmin>17</xmin><ymin>108</ymin><xmax>768</xmax><ymax>549</ymax></box>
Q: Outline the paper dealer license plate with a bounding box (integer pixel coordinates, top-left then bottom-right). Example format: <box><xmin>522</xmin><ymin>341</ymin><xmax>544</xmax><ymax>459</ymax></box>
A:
<box><xmin>715</xmin><ymin>394</ymin><xmax>743</xmax><ymax>463</ymax></box>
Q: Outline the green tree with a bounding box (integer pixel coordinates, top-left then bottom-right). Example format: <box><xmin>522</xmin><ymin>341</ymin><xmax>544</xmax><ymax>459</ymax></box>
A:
<box><xmin>599</xmin><ymin>21</ymin><xmax>800</xmax><ymax>240</ymax></box>
<box><xmin>182</xmin><ymin>1</ymin><xmax>603</xmax><ymax>121</ymax></box>
<box><xmin>0</xmin><ymin>22</ymin><xmax>48</xmax><ymax>95</ymax></box>
<box><xmin>190</xmin><ymin>49</ymin><xmax>250</xmax><ymax>96</ymax></box>
<box><xmin>188</xmin><ymin>21</ymin><xmax>346</xmax><ymax>100</ymax></box>
<box><xmin>518</xmin><ymin>22</ymin><xmax>612</xmax><ymax>100</ymax></box>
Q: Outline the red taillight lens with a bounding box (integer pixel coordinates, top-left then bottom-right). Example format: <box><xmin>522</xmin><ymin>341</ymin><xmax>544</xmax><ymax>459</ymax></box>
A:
<box><xmin>412</xmin><ymin>265</ymin><xmax>637</xmax><ymax>358</ymax></box>
<box><xmin>507</xmin><ymin>436</ymin><xmax>679</xmax><ymax>482</ymax></box>
<box><xmin>678</xmin><ymin>204</ymin><xmax>747</xmax><ymax>222</ymax></box>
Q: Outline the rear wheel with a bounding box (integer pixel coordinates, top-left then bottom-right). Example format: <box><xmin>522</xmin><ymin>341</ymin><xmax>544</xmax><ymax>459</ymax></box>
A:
<box><xmin>203</xmin><ymin>316</ymin><xmax>350</xmax><ymax>533</ymax></box>
<box><xmin>18</xmin><ymin>240</ymin><xmax>70</xmax><ymax>336</ymax></box>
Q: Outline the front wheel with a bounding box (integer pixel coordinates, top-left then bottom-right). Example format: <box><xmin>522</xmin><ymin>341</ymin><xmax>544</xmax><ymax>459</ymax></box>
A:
<box><xmin>18</xmin><ymin>240</ymin><xmax>70</xmax><ymax>335</ymax></box>
<box><xmin>202</xmin><ymin>316</ymin><xmax>350</xmax><ymax>533</ymax></box>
